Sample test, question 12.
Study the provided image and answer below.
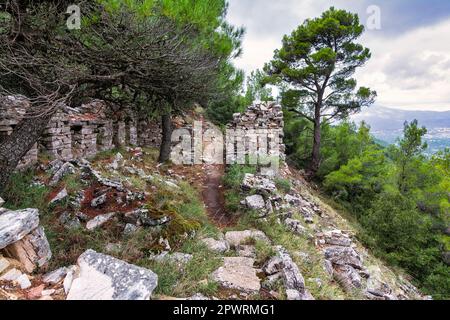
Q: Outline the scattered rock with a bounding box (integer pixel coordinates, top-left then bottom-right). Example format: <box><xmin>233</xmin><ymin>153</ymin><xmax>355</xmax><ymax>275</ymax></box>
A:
<box><xmin>49</xmin><ymin>188</ymin><xmax>68</xmax><ymax>205</ymax></box>
<box><xmin>59</xmin><ymin>212</ymin><xmax>81</xmax><ymax>230</ymax></box>
<box><xmin>245</xmin><ymin>194</ymin><xmax>266</xmax><ymax>210</ymax></box>
<box><xmin>286</xmin><ymin>289</ymin><xmax>315</xmax><ymax>301</ymax></box>
<box><xmin>236</xmin><ymin>245</ymin><xmax>256</xmax><ymax>258</ymax></box>
<box><xmin>187</xmin><ymin>293</ymin><xmax>210</xmax><ymax>300</ymax></box>
<box><xmin>123</xmin><ymin>223</ymin><xmax>139</xmax><ymax>236</ymax></box>
<box><xmin>66</xmin><ymin>250</ymin><xmax>158</xmax><ymax>300</ymax></box>
<box><xmin>324</xmin><ymin>246</ymin><xmax>363</xmax><ymax>270</ymax></box>
<box><xmin>2</xmin><ymin>226</ymin><xmax>52</xmax><ymax>273</ymax></box>
<box><xmin>16</xmin><ymin>274</ymin><xmax>32</xmax><ymax>289</ymax></box>
<box><xmin>242</xmin><ymin>174</ymin><xmax>277</xmax><ymax>194</ymax></box>
<box><xmin>90</xmin><ymin>193</ymin><xmax>107</xmax><ymax>208</ymax></box>
<box><xmin>201</xmin><ymin>238</ymin><xmax>230</xmax><ymax>254</ymax></box>
<box><xmin>63</xmin><ymin>265</ymin><xmax>77</xmax><ymax>294</ymax></box>
<box><xmin>320</xmin><ymin>230</ymin><xmax>352</xmax><ymax>247</ymax></box>
<box><xmin>49</xmin><ymin>162</ymin><xmax>75</xmax><ymax>187</ymax></box>
<box><xmin>225</xmin><ymin>230</ymin><xmax>270</xmax><ymax>248</ymax></box>
<box><xmin>86</xmin><ymin>212</ymin><xmax>115</xmax><ymax>231</ymax></box>
<box><xmin>0</xmin><ymin>208</ymin><xmax>40</xmax><ymax>249</ymax></box>
<box><xmin>211</xmin><ymin>257</ymin><xmax>261</xmax><ymax>294</ymax></box>
<box><xmin>43</xmin><ymin>267</ymin><xmax>68</xmax><ymax>284</ymax></box>
<box><xmin>265</xmin><ymin>246</ymin><xmax>314</xmax><ymax>300</ymax></box>
<box><xmin>124</xmin><ymin>208</ymin><xmax>171</xmax><ymax>227</ymax></box>
<box><xmin>443</xmin><ymin>251</ymin><xmax>450</xmax><ymax>266</ymax></box>
<box><xmin>109</xmin><ymin>152</ymin><xmax>124</xmax><ymax>170</ymax></box>
<box><xmin>263</xmin><ymin>256</ymin><xmax>284</xmax><ymax>275</ymax></box>
<box><xmin>284</xmin><ymin>218</ymin><xmax>307</xmax><ymax>236</ymax></box>
<box><xmin>0</xmin><ymin>268</ymin><xmax>22</xmax><ymax>281</ymax></box>
<box><xmin>333</xmin><ymin>265</ymin><xmax>362</xmax><ymax>291</ymax></box>
<box><xmin>149</xmin><ymin>252</ymin><xmax>193</xmax><ymax>268</ymax></box>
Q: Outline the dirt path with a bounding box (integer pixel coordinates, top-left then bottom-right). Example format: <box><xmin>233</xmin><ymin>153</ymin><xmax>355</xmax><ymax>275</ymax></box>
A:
<box><xmin>201</xmin><ymin>164</ymin><xmax>236</xmax><ymax>228</ymax></box>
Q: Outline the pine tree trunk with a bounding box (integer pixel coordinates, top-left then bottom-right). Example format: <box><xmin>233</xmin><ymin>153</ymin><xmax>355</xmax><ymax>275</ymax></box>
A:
<box><xmin>0</xmin><ymin>111</ymin><xmax>54</xmax><ymax>193</ymax></box>
<box><xmin>308</xmin><ymin>103</ymin><xmax>322</xmax><ymax>178</ymax></box>
<box><xmin>158</xmin><ymin>112</ymin><xmax>173</xmax><ymax>163</ymax></box>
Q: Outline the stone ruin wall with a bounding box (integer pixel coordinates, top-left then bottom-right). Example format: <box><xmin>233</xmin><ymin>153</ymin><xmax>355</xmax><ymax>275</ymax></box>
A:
<box><xmin>226</xmin><ymin>102</ymin><xmax>286</xmax><ymax>165</ymax></box>
<box><xmin>0</xmin><ymin>96</ymin><xmax>162</xmax><ymax>169</ymax></box>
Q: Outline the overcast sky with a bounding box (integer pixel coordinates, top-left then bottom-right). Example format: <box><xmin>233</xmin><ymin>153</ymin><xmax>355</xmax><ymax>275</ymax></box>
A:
<box><xmin>227</xmin><ymin>0</ymin><xmax>450</xmax><ymax>111</ymax></box>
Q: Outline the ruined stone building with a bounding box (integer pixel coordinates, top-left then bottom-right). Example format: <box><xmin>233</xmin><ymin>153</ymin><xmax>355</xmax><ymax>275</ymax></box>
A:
<box><xmin>0</xmin><ymin>96</ymin><xmax>162</xmax><ymax>169</ymax></box>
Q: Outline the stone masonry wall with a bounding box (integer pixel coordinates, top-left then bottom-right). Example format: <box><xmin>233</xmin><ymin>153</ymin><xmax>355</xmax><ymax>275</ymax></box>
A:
<box><xmin>0</xmin><ymin>96</ymin><xmax>162</xmax><ymax>169</ymax></box>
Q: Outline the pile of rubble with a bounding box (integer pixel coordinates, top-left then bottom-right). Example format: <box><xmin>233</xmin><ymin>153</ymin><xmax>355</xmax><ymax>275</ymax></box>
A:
<box><xmin>44</xmin><ymin>156</ymin><xmax>173</xmax><ymax>237</ymax></box>
<box><xmin>241</xmin><ymin>173</ymin><xmax>321</xmax><ymax>224</ymax></box>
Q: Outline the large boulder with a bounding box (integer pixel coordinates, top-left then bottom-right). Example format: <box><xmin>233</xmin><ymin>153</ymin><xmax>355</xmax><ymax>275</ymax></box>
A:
<box><xmin>0</xmin><ymin>208</ymin><xmax>40</xmax><ymax>249</ymax></box>
<box><xmin>245</xmin><ymin>195</ymin><xmax>266</xmax><ymax>210</ymax></box>
<box><xmin>2</xmin><ymin>226</ymin><xmax>52</xmax><ymax>273</ymax></box>
<box><xmin>66</xmin><ymin>250</ymin><xmax>158</xmax><ymax>300</ymax></box>
<box><xmin>324</xmin><ymin>246</ymin><xmax>363</xmax><ymax>270</ymax></box>
<box><xmin>211</xmin><ymin>257</ymin><xmax>261</xmax><ymax>295</ymax></box>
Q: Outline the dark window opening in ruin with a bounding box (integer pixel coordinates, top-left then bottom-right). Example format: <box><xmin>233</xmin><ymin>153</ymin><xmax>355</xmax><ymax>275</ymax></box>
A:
<box><xmin>71</xmin><ymin>125</ymin><xmax>83</xmax><ymax>158</ymax></box>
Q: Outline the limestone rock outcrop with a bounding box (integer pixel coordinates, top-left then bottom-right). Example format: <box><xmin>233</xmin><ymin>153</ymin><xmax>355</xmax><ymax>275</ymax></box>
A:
<box><xmin>66</xmin><ymin>250</ymin><xmax>158</xmax><ymax>300</ymax></box>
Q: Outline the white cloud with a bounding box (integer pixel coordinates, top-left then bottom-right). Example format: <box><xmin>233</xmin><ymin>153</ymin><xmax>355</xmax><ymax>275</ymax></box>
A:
<box><xmin>227</xmin><ymin>0</ymin><xmax>450</xmax><ymax>111</ymax></box>
<box><xmin>356</xmin><ymin>19</ymin><xmax>450</xmax><ymax>111</ymax></box>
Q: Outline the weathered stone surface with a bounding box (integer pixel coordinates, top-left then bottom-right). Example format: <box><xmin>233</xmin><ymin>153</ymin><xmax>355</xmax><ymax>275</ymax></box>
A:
<box><xmin>275</xmin><ymin>246</ymin><xmax>305</xmax><ymax>292</ymax></box>
<box><xmin>0</xmin><ymin>268</ymin><xmax>22</xmax><ymax>281</ymax></box>
<box><xmin>16</xmin><ymin>274</ymin><xmax>32</xmax><ymax>289</ymax></box>
<box><xmin>324</xmin><ymin>246</ymin><xmax>363</xmax><ymax>270</ymax></box>
<box><xmin>201</xmin><ymin>238</ymin><xmax>230</xmax><ymax>254</ymax></box>
<box><xmin>149</xmin><ymin>251</ymin><xmax>193</xmax><ymax>268</ymax></box>
<box><xmin>109</xmin><ymin>152</ymin><xmax>124</xmax><ymax>170</ymax></box>
<box><xmin>49</xmin><ymin>188</ymin><xmax>68</xmax><ymax>204</ymax></box>
<box><xmin>241</xmin><ymin>174</ymin><xmax>277</xmax><ymax>194</ymax></box>
<box><xmin>0</xmin><ymin>257</ymin><xmax>10</xmax><ymax>273</ymax></box>
<box><xmin>225</xmin><ymin>230</ymin><xmax>270</xmax><ymax>248</ymax></box>
<box><xmin>245</xmin><ymin>194</ymin><xmax>266</xmax><ymax>210</ymax></box>
<box><xmin>124</xmin><ymin>208</ymin><xmax>171</xmax><ymax>227</ymax></box>
<box><xmin>59</xmin><ymin>212</ymin><xmax>81</xmax><ymax>230</ymax></box>
<box><xmin>43</xmin><ymin>267</ymin><xmax>68</xmax><ymax>284</ymax></box>
<box><xmin>333</xmin><ymin>265</ymin><xmax>362</xmax><ymax>291</ymax></box>
<box><xmin>86</xmin><ymin>213</ymin><xmax>115</xmax><ymax>231</ymax></box>
<box><xmin>67</xmin><ymin>250</ymin><xmax>158</xmax><ymax>300</ymax></box>
<box><xmin>0</xmin><ymin>197</ymin><xmax>4</xmax><ymax>208</ymax></box>
<box><xmin>0</xmin><ymin>208</ymin><xmax>39</xmax><ymax>249</ymax></box>
<box><xmin>321</xmin><ymin>230</ymin><xmax>352</xmax><ymax>247</ymax></box>
<box><xmin>284</xmin><ymin>218</ymin><xmax>307</xmax><ymax>236</ymax></box>
<box><xmin>263</xmin><ymin>256</ymin><xmax>284</xmax><ymax>275</ymax></box>
<box><xmin>236</xmin><ymin>245</ymin><xmax>256</xmax><ymax>258</ymax></box>
<box><xmin>211</xmin><ymin>257</ymin><xmax>261</xmax><ymax>294</ymax></box>
<box><xmin>49</xmin><ymin>162</ymin><xmax>75</xmax><ymax>187</ymax></box>
<box><xmin>123</xmin><ymin>223</ymin><xmax>139</xmax><ymax>236</ymax></box>
<box><xmin>443</xmin><ymin>251</ymin><xmax>450</xmax><ymax>266</ymax></box>
<box><xmin>90</xmin><ymin>194</ymin><xmax>107</xmax><ymax>208</ymax></box>
<box><xmin>3</xmin><ymin>226</ymin><xmax>52</xmax><ymax>273</ymax></box>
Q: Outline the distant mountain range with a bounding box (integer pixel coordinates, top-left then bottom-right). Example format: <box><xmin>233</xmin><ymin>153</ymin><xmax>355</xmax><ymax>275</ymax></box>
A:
<box><xmin>352</xmin><ymin>106</ymin><xmax>450</xmax><ymax>154</ymax></box>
